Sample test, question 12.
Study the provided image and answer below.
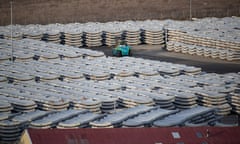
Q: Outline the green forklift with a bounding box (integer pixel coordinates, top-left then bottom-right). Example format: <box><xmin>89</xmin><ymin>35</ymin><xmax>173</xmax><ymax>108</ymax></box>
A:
<box><xmin>112</xmin><ymin>37</ymin><xmax>132</xmax><ymax>57</ymax></box>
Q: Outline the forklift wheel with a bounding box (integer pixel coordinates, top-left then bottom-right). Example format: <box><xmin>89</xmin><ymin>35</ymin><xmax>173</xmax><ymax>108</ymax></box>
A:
<box><xmin>129</xmin><ymin>50</ymin><xmax>132</xmax><ymax>56</ymax></box>
<box><xmin>116</xmin><ymin>50</ymin><xmax>122</xmax><ymax>57</ymax></box>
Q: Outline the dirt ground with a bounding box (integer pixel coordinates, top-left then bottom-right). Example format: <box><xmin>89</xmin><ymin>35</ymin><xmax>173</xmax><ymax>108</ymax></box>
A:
<box><xmin>90</xmin><ymin>45</ymin><xmax>240</xmax><ymax>74</ymax></box>
<box><xmin>1</xmin><ymin>0</ymin><xmax>240</xmax><ymax>25</ymax></box>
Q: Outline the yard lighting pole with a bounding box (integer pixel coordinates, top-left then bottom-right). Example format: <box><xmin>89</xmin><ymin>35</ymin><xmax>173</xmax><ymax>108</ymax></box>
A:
<box><xmin>10</xmin><ymin>1</ymin><xmax>14</xmax><ymax>62</ymax></box>
<box><xmin>189</xmin><ymin>0</ymin><xmax>192</xmax><ymax>20</ymax></box>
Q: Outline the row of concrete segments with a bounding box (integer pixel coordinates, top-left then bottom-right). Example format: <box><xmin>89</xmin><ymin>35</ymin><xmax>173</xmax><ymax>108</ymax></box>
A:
<box><xmin>166</xmin><ymin>32</ymin><xmax>240</xmax><ymax>61</ymax></box>
<box><xmin>0</xmin><ymin>20</ymin><xmax>165</xmax><ymax>47</ymax></box>
<box><xmin>1</xmin><ymin>59</ymin><xmax>239</xmax><ymax>115</ymax></box>
<box><xmin>1</xmin><ymin>105</ymin><xmax>237</xmax><ymax>142</ymax></box>
<box><xmin>1</xmin><ymin>17</ymin><xmax>239</xmax><ymax>61</ymax></box>
<box><xmin>0</xmin><ymin>39</ymin><xmax>104</xmax><ymax>62</ymax></box>
<box><xmin>165</xmin><ymin>17</ymin><xmax>240</xmax><ymax>61</ymax></box>
<box><xmin>1</xmin><ymin>71</ymin><xmax>239</xmax><ymax>115</ymax></box>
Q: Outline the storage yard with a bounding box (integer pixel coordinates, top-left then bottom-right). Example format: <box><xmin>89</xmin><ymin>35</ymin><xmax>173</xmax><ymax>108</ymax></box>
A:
<box><xmin>0</xmin><ymin>22</ymin><xmax>240</xmax><ymax>142</ymax></box>
<box><xmin>0</xmin><ymin>0</ymin><xmax>240</xmax><ymax>143</ymax></box>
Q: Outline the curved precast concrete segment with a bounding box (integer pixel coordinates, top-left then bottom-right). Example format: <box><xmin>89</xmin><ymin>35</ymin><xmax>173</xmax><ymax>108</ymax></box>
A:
<box><xmin>122</xmin><ymin>108</ymin><xmax>178</xmax><ymax>127</ymax></box>
<box><xmin>0</xmin><ymin>113</ymin><xmax>16</xmax><ymax>121</ymax></box>
<box><xmin>0</xmin><ymin>95</ymin><xmax>37</xmax><ymax>112</ymax></box>
<box><xmin>11</xmin><ymin>110</ymin><xmax>51</xmax><ymax>123</ymax></box>
<box><xmin>30</xmin><ymin>109</ymin><xmax>86</xmax><ymax>129</ymax></box>
<box><xmin>214</xmin><ymin>121</ymin><xmax>239</xmax><ymax>127</ymax></box>
<box><xmin>90</xmin><ymin>105</ymin><xmax>154</xmax><ymax>128</ymax></box>
<box><xmin>0</xmin><ymin>119</ymin><xmax>25</xmax><ymax>142</ymax></box>
<box><xmin>153</xmin><ymin>106</ymin><xmax>216</xmax><ymax>127</ymax></box>
<box><xmin>58</xmin><ymin>112</ymin><xmax>104</xmax><ymax>128</ymax></box>
<box><xmin>0</xmin><ymin>100</ymin><xmax>13</xmax><ymax>113</ymax></box>
<box><xmin>184</xmin><ymin>110</ymin><xmax>217</xmax><ymax>126</ymax></box>
<box><xmin>118</xmin><ymin>92</ymin><xmax>155</xmax><ymax>106</ymax></box>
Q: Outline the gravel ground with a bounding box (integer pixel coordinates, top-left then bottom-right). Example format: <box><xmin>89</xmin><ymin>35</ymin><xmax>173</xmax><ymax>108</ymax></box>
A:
<box><xmin>90</xmin><ymin>45</ymin><xmax>240</xmax><ymax>74</ymax></box>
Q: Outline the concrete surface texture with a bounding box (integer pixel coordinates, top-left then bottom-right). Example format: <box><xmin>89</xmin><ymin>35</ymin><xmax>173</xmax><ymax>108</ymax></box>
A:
<box><xmin>0</xmin><ymin>0</ymin><xmax>240</xmax><ymax>25</ymax></box>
